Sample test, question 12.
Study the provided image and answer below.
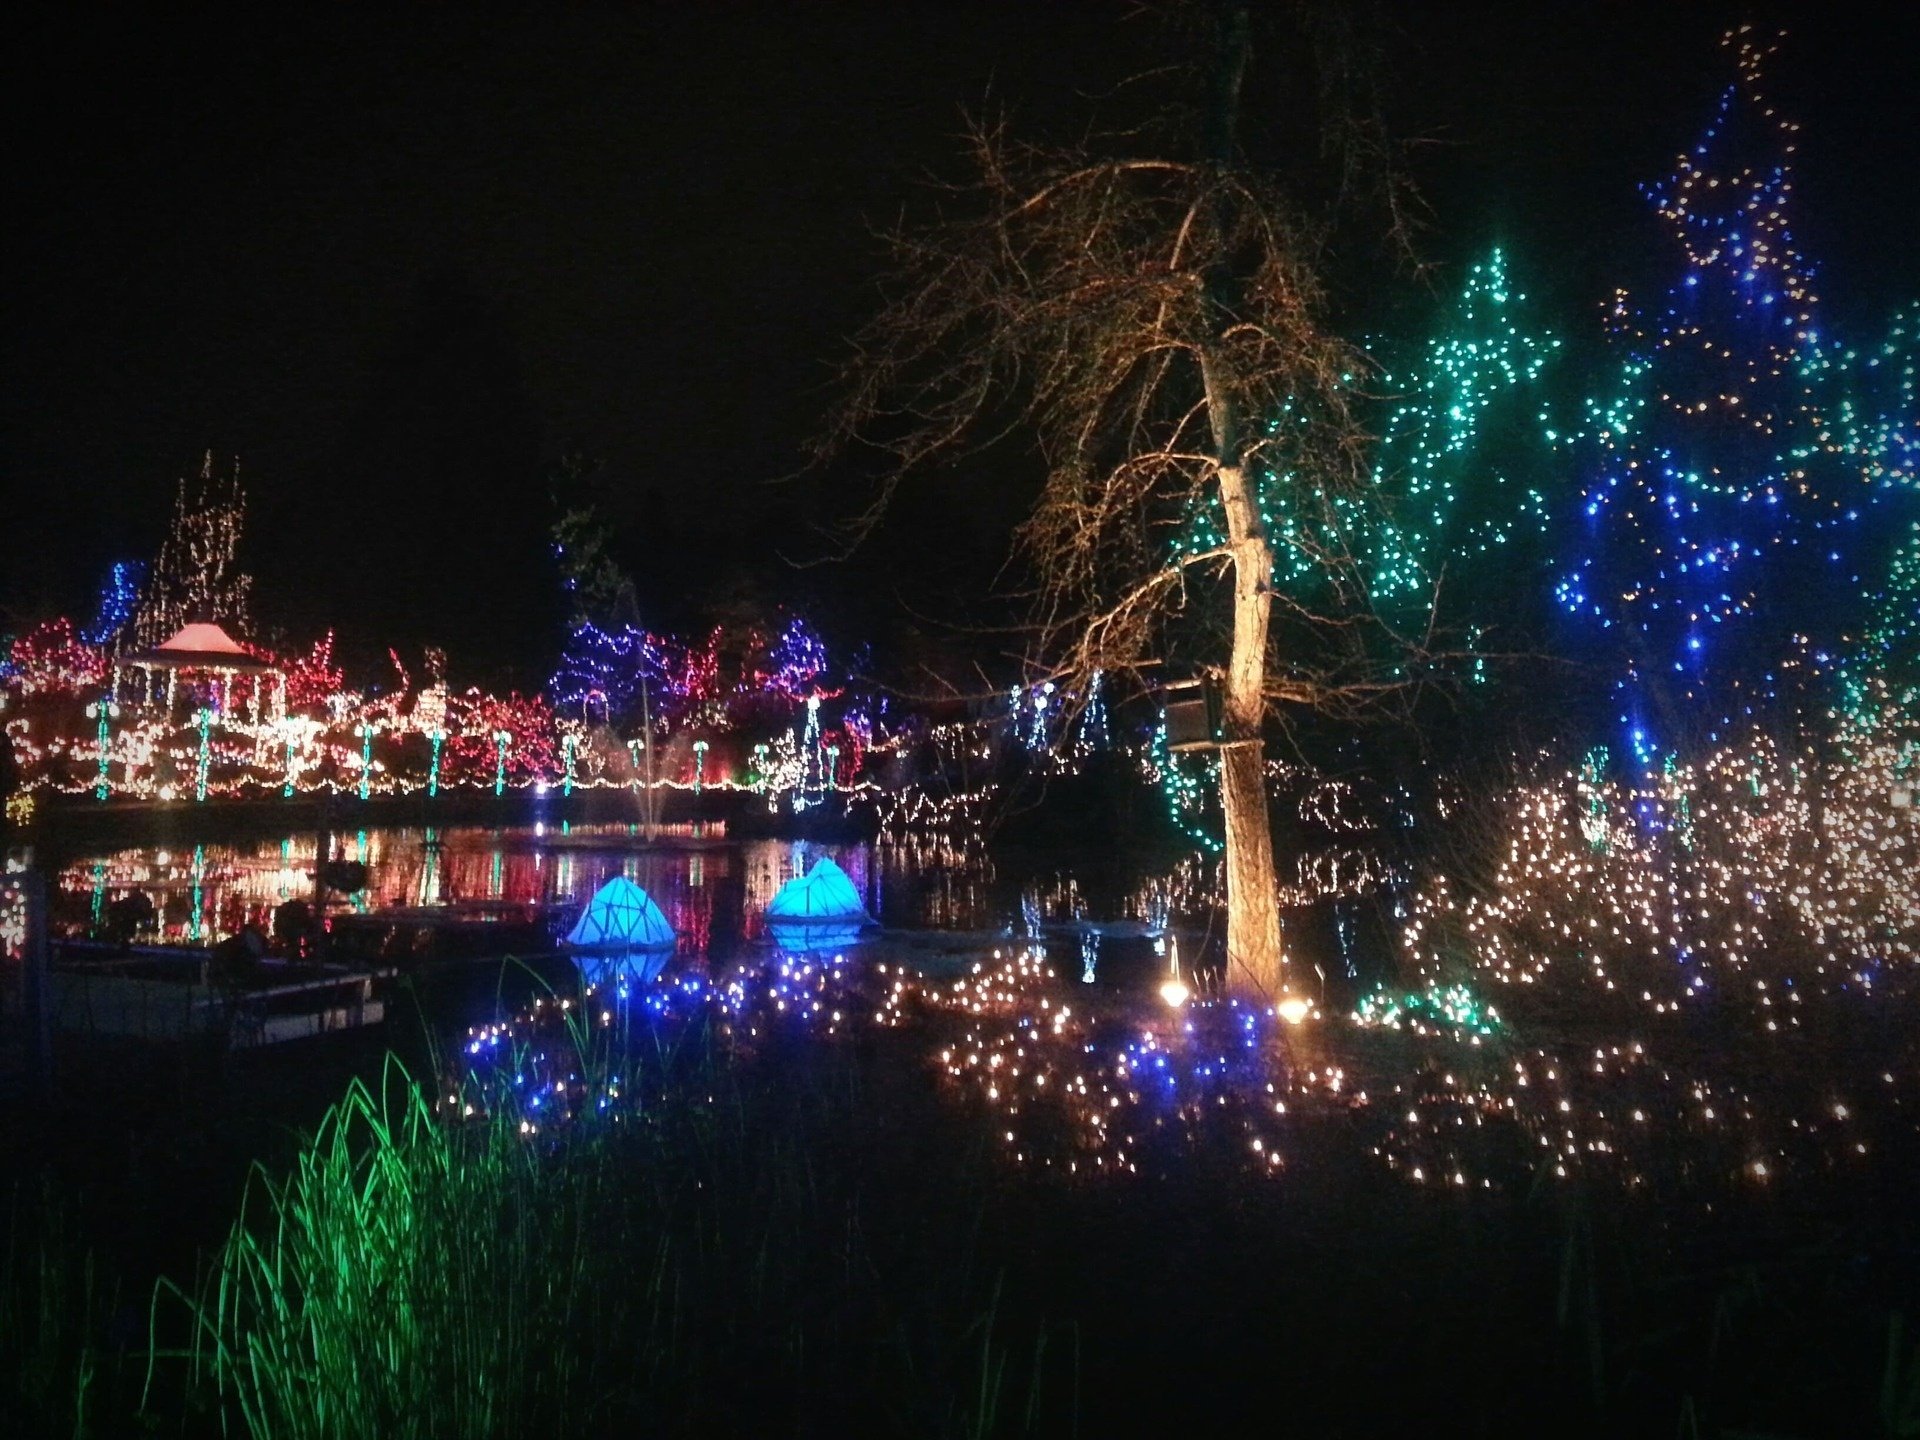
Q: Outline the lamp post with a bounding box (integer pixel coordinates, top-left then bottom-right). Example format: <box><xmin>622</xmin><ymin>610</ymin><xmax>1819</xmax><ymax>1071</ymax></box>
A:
<box><xmin>86</xmin><ymin>699</ymin><xmax>118</xmax><ymax>801</ymax></box>
<box><xmin>355</xmin><ymin>722</ymin><xmax>375</xmax><ymax>801</ymax></box>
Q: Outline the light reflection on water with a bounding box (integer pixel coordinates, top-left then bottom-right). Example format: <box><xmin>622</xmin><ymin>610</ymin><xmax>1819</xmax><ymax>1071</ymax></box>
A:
<box><xmin>48</xmin><ymin>824</ymin><xmax>1920</xmax><ymax>1204</ymax></box>
<box><xmin>51</xmin><ymin>824</ymin><xmax>999</xmax><ymax>950</ymax></box>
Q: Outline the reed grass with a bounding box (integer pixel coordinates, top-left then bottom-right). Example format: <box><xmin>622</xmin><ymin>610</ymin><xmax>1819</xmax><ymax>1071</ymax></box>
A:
<box><xmin>3</xmin><ymin>1181</ymin><xmax>122</xmax><ymax>1439</ymax></box>
<box><xmin>153</xmin><ymin>1006</ymin><xmax>1070</xmax><ymax>1438</ymax></box>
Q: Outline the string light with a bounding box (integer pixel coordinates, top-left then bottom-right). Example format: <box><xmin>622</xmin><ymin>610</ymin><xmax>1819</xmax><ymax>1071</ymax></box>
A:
<box><xmin>1168</xmin><ymin>246</ymin><xmax>1559</xmax><ymax>633</ymax></box>
<box><xmin>130</xmin><ymin>452</ymin><xmax>253</xmax><ymax>650</ymax></box>
<box><xmin>1562</xmin><ymin>29</ymin><xmax>1903</xmax><ymax>758</ymax></box>
<box><xmin>80</xmin><ymin>562</ymin><xmax>142</xmax><ymax>649</ymax></box>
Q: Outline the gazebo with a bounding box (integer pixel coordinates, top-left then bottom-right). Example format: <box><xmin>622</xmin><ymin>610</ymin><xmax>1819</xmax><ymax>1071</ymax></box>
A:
<box><xmin>121</xmin><ymin>621</ymin><xmax>282</xmax><ymax>721</ymax></box>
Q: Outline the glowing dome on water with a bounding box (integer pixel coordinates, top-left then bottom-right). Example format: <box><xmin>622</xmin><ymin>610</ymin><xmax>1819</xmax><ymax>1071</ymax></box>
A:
<box><xmin>766</xmin><ymin>857</ymin><xmax>870</xmax><ymax>925</ymax></box>
<box><xmin>565</xmin><ymin>876</ymin><xmax>676</xmax><ymax>951</ymax></box>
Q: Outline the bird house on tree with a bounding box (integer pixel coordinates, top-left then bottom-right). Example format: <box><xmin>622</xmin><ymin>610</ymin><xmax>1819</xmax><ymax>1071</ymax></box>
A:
<box><xmin>1162</xmin><ymin>676</ymin><xmax>1225</xmax><ymax>753</ymax></box>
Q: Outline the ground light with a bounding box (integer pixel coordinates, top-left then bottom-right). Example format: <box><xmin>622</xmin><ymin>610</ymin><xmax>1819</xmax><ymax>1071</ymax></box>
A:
<box><xmin>1160</xmin><ymin>933</ymin><xmax>1189</xmax><ymax>1006</ymax></box>
<box><xmin>1276</xmin><ymin>994</ymin><xmax>1311</xmax><ymax>1025</ymax></box>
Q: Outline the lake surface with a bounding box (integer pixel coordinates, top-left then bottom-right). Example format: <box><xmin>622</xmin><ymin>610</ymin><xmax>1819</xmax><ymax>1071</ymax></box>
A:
<box><xmin>51</xmin><ymin>822</ymin><xmax>1045</xmax><ymax>950</ymax></box>
<box><xmin>44</xmin><ymin>821</ymin><xmax>1919</xmax><ymax>1217</ymax></box>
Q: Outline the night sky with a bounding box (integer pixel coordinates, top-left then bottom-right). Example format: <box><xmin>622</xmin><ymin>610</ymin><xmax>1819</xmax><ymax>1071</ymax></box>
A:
<box><xmin>6</xmin><ymin>2</ymin><xmax>1915</xmax><ymax>684</ymax></box>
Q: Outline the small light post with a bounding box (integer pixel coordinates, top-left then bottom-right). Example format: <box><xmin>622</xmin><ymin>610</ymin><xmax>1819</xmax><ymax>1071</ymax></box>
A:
<box><xmin>355</xmin><ymin>721</ymin><xmax>375</xmax><ymax>801</ymax></box>
<box><xmin>86</xmin><ymin>699</ymin><xmax>119</xmax><ymax>801</ymax></box>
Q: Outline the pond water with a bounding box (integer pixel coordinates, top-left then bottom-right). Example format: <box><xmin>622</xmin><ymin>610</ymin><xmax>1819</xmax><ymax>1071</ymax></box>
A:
<box><xmin>52</xmin><ymin>823</ymin><xmax>1033</xmax><ymax>950</ymax></box>
<box><xmin>44</xmin><ymin>823</ymin><xmax>1920</xmax><ymax>1214</ymax></box>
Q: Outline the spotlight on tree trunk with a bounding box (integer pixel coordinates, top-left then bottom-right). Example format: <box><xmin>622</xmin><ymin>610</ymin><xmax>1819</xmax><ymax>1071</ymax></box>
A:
<box><xmin>814</xmin><ymin>3</ymin><xmax>1427</xmax><ymax>1001</ymax></box>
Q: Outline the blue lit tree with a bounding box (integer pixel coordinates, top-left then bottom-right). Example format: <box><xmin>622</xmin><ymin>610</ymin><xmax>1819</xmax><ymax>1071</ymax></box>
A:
<box><xmin>1559</xmin><ymin>31</ymin><xmax>1882</xmax><ymax>762</ymax></box>
<box><xmin>81</xmin><ymin>561</ymin><xmax>144</xmax><ymax>650</ymax></box>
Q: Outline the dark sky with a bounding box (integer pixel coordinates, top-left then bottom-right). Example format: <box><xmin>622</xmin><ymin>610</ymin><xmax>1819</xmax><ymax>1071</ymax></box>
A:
<box><xmin>6</xmin><ymin>2</ymin><xmax>1916</xmax><ymax>684</ymax></box>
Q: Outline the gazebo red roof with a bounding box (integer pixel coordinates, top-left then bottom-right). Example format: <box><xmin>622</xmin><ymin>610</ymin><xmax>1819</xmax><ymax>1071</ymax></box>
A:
<box><xmin>128</xmin><ymin>621</ymin><xmax>276</xmax><ymax>673</ymax></box>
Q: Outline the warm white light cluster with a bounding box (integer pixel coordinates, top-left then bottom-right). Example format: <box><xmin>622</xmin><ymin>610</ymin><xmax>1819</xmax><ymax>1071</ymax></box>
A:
<box><xmin>1401</xmin><ymin>712</ymin><xmax>1920</xmax><ymax>1015</ymax></box>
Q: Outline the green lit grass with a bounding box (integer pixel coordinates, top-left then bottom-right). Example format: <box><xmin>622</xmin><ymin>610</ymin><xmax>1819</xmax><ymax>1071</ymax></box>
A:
<box><xmin>153</xmin><ymin>1013</ymin><xmax>1069</xmax><ymax>1439</ymax></box>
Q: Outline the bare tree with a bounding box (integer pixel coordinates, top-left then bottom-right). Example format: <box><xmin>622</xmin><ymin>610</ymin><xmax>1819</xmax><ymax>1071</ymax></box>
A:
<box><xmin>816</xmin><ymin>5</ymin><xmax>1418</xmax><ymax>999</ymax></box>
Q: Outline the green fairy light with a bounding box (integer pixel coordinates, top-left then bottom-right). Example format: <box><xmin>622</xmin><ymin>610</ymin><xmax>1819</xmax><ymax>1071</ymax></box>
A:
<box><xmin>1578</xmin><ymin>746</ymin><xmax>1611</xmax><ymax>853</ymax></box>
<box><xmin>1148</xmin><ymin>714</ymin><xmax>1221</xmax><ymax>853</ymax></box>
<box><xmin>493</xmin><ymin>729</ymin><xmax>511</xmax><ymax>797</ymax></box>
<box><xmin>1352</xmin><ymin>980</ymin><xmax>1501</xmax><ymax>1036</ymax></box>
<box><xmin>356</xmin><ymin>722</ymin><xmax>374</xmax><ymax>801</ymax></box>
<box><xmin>87</xmin><ymin>698</ymin><xmax>117</xmax><ymax>800</ymax></box>
<box><xmin>428</xmin><ymin>729</ymin><xmax>445</xmax><ymax>798</ymax></box>
<box><xmin>1168</xmin><ymin>247</ymin><xmax>1559</xmax><ymax>636</ymax></box>
<box><xmin>1361</xmin><ymin>248</ymin><xmax>1562</xmax><ymax>607</ymax></box>
<box><xmin>1664</xmin><ymin>752</ymin><xmax>1695</xmax><ymax>850</ymax></box>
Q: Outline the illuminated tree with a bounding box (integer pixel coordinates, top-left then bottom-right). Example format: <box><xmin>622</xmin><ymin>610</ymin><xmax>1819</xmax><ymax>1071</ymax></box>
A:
<box><xmin>549</xmin><ymin>451</ymin><xmax>638</xmax><ymax>632</ymax></box>
<box><xmin>765</xmin><ymin>616</ymin><xmax>828</xmax><ymax>698</ymax></box>
<box><xmin>550</xmin><ymin>621</ymin><xmax>668</xmax><ymax>723</ymax></box>
<box><xmin>1860</xmin><ymin>522</ymin><xmax>1920</xmax><ymax>700</ymax></box>
<box><xmin>283</xmin><ymin>632</ymin><xmax>345</xmax><ymax>712</ymax></box>
<box><xmin>818</xmin><ymin>7</ymin><xmax>1416</xmax><ymax>999</ymax></box>
<box><xmin>132</xmin><ymin>452</ymin><xmax>254</xmax><ymax>648</ymax></box>
<box><xmin>1173</xmin><ymin>245</ymin><xmax>1562</xmax><ymax>675</ymax></box>
<box><xmin>1362</xmin><ymin>249</ymin><xmax>1562</xmax><ymax>625</ymax></box>
<box><xmin>81</xmin><ymin>561</ymin><xmax>143</xmax><ymax>649</ymax></box>
<box><xmin>1805</xmin><ymin>303</ymin><xmax>1920</xmax><ymax>494</ymax></box>
<box><xmin>8</xmin><ymin>618</ymin><xmax>104</xmax><ymax>695</ymax></box>
<box><xmin>447</xmin><ymin>690</ymin><xmax>558</xmax><ymax>785</ymax></box>
<box><xmin>1559</xmin><ymin>31</ymin><xmax>1883</xmax><ymax>762</ymax></box>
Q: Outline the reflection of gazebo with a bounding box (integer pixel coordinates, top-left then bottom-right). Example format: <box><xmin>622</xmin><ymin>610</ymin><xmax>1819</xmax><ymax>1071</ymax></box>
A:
<box><xmin>122</xmin><ymin>621</ymin><xmax>282</xmax><ymax>719</ymax></box>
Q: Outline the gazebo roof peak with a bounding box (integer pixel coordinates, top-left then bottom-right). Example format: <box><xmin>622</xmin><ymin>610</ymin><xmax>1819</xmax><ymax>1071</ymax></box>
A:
<box><xmin>128</xmin><ymin>619</ymin><xmax>275</xmax><ymax>674</ymax></box>
<box><xmin>158</xmin><ymin>621</ymin><xmax>250</xmax><ymax>656</ymax></box>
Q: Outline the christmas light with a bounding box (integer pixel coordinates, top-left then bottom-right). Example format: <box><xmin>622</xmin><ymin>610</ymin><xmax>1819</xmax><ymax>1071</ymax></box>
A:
<box><xmin>1562</xmin><ymin>30</ymin><xmax>1906</xmax><ymax>756</ymax></box>
<box><xmin>131</xmin><ymin>452</ymin><xmax>253</xmax><ymax>650</ymax></box>
<box><xmin>85</xmin><ymin>699</ymin><xmax>118</xmax><ymax>801</ymax></box>
<box><xmin>81</xmin><ymin>562</ymin><xmax>143</xmax><ymax>649</ymax></box>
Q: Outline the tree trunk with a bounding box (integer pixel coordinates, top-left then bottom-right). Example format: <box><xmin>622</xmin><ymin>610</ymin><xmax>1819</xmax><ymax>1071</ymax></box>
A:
<box><xmin>1214</xmin><ymin>457</ymin><xmax>1286</xmax><ymax>999</ymax></box>
<box><xmin>1196</xmin><ymin>10</ymin><xmax>1284</xmax><ymax>1001</ymax></box>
